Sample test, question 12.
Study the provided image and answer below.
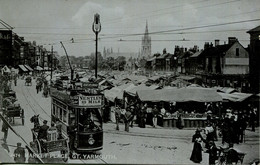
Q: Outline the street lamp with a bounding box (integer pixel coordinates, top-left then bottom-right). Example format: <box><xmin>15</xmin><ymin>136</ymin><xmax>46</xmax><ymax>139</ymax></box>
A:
<box><xmin>92</xmin><ymin>13</ymin><xmax>101</xmax><ymax>79</ymax></box>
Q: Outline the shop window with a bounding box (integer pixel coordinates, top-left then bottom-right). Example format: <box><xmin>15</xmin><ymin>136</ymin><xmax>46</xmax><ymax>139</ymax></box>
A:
<box><xmin>63</xmin><ymin>110</ymin><xmax>67</xmax><ymax>123</ymax></box>
<box><xmin>59</xmin><ymin>108</ymin><xmax>62</xmax><ymax>120</ymax></box>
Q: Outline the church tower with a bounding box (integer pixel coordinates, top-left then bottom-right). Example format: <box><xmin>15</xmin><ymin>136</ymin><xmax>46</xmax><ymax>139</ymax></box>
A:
<box><xmin>141</xmin><ymin>21</ymin><xmax>151</xmax><ymax>58</ymax></box>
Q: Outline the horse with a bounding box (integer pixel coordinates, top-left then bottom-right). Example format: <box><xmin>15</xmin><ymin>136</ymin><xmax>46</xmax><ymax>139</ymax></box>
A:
<box><xmin>30</xmin><ymin>115</ymin><xmax>40</xmax><ymax>129</ymax></box>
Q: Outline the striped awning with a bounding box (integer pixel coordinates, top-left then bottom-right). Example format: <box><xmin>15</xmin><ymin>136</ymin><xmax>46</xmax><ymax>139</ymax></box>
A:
<box><xmin>18</xmin><ymin>65</ymin><xmax>28</xmax><ymax>72</ymax></box>
<box><xmin>24</xmin><ymin>65</ymin><xmax>33</xmax><ymax>71</ymax></box>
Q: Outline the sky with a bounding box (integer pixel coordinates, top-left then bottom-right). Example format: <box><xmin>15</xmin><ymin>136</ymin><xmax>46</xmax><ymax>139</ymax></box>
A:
<box><xmin>0</xmin><ymin>0</ymin><xmax>260</xmax><ymax>57</ymax></box>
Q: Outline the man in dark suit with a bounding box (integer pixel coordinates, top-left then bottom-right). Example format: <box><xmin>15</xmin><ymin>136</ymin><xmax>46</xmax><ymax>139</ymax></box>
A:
<box><xmin>37</xmin><ymin>120</ymin><xmax>49</xmax><ymax>140</ymax></box>
<box><xmin>205</xmin><ymin>141</ymin><xmax>219</xmax><ymax>165</ymax></box>
<box><xmin>14</xmin><ymin>142</ymin><xmax>26</xmax><ymax>163</ymax></box>
<box><xmin>1</xmin><ymin>115</ymin><xmax>9</xmax><ymax>143</ymax></box>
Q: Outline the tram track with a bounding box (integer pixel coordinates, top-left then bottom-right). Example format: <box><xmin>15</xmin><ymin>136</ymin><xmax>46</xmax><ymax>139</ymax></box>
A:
<box><xmin>23</xmin><ymin>83</ymin><xmax>51</xmax><ymax>122</ymax></box>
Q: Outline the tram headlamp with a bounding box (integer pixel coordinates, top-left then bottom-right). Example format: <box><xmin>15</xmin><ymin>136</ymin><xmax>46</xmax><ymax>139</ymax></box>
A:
<box><xmin>88</xmin><ymin>137</ymin><xmax>95</xmax><ymax>145</ymax></box>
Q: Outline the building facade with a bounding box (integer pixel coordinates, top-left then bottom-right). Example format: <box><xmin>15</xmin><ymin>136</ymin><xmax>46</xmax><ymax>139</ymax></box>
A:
<box><xmin>247</xmin><ymin>26</ymin><xmax>260</xmax><ymax>94</ymax></box>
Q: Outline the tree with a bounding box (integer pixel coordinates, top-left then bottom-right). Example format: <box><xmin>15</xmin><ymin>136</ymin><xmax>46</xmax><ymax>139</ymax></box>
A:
<box><xmin>116</xmin><ymin>56</ymin><xmax>126</xmax><ymax>71</ymax></box>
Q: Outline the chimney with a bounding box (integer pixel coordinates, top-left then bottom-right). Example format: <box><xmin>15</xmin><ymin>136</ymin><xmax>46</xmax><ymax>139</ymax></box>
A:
<box><xmin>180</xmin><ymin>47</ymin><xmax>184</xmax><ymax>53</ymax></box>
<box><xmin>204</xmin><ymin>42</ymin><xmax>209</xmax><ymax>49</ymax></box>
<box><xmin>228</xmin><ymin>37</ymin><xmax>237</xmax><ymax>45</ymax></box>
<box><xmin>215</xmin><ymin>39</ymin><xmax>220</xmax><ymax>46</ymax></box>
<box><xmin>194</xmin><ymin>45</ymin><xmax>198</xmax><ymax>52</ymax></box>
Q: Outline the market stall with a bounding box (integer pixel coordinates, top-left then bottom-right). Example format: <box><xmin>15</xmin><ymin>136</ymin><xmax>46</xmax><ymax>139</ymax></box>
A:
<box><xmin>136</xmin><ymin>88</ymin><xmax>222</xmax><ymax>128</ymax></box>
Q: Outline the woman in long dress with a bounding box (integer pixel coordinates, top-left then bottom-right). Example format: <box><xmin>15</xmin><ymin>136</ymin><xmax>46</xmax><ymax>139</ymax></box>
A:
<box><xmin>190</xmin><ymin>130</ymin><xmax>204</xmax><ymax>163</ymax></box>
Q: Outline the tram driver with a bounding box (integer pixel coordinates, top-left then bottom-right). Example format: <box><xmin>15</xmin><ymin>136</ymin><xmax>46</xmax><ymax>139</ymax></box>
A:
<box><xmin>83</xmin><ymin>113</ymin><xmax>96</xmax><ymax>131</ymax></box>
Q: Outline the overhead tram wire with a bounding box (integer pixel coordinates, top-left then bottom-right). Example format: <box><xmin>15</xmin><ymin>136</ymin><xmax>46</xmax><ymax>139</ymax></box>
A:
<box><xmin>28</xmin><ymin>18</ymin><xmax>260</xmax><ymax>45</ymax></box>
<box><xmin>102</xmin><ymin>0</ymin><xmax>207</xmax><ymax>24</ymax></box>
<box><xmin>103</xmin><ymin>0</ymin><xmax>241</xmax><ymax>26</ymax></box>
<box><xmin>17</xmin><ymin>29</ymin><xmax>248</xmax><ymax>36</ymax></box>
<box><xmin>11</xmin><ymin>0</ymin><xmax>238</xmax><ymax>31</ymax></box>
<box><xmin>97</xmin><ymin>18</ymin><xmax>260</xmax><ymax>41</ymax></box>
<box><xmin>221</xmin><ymin>8</ymin><xmax>260</xmax><ymax>18</ymax></box>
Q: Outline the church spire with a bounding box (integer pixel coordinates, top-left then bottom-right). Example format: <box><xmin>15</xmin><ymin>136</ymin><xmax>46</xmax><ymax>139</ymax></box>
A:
<box><xmin>141</xmin><ymin>20</ymin><xmax>151</xmax><ymax>59</ymax></box>
<box><xmin>145</xmin><ymin>20</ymin><xmax>148</xmax><ymax>36</ymax></box>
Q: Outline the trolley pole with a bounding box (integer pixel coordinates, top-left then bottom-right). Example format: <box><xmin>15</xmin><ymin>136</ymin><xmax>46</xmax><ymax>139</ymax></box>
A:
<box><xmin>92</xmin><ymin>13</ymin><xmax>101</xmax><ymax>79</ymax></box>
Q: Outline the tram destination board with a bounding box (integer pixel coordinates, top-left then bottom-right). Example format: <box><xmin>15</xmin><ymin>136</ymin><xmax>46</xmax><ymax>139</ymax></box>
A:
<box><xmin>72</xmin><ymin>94</ymin><xmax>104</xmax><ymax>107</ymax></box>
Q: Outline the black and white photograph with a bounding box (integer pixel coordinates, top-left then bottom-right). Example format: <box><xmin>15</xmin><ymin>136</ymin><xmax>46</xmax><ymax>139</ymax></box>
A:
<box><xmin>0</xmin><ymin>0</ymin><xmax>259</xmax><ymax>164</ymax></box>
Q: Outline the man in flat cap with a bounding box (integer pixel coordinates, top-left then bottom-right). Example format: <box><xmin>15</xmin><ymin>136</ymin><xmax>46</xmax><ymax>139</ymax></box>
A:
<box><xmin>14</xmin><ymin>142</ymin><xmax>26</xmax><ymax>163</ymax></box>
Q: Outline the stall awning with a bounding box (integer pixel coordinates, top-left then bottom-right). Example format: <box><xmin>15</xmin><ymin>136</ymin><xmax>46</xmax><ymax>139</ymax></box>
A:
<box><xmin>218</xmin><ymin>92</ymin><xmax>253</xmax><ymax>102</ymax></box>
<box><xmin>137</xmin><ymin>88</ymin><xmax>222</xmax><ymax>102</ymax></box>
<box><xmin>18</xmin><ymin>65</ymin><xmax>28</xmax><ymax>72</ymax></box>
<box><xmin>35</xmin><ymin>66</ymin><xmax>43</xmax><ymax>71</ymax></box>
<box><xmin>1</xmin><ymin>65</ymin><xmax>11</xmax><ymax>73</ymax></box>
<box><xmin>24</xmin><ymin>65</ymin><xmax>33</xmax><ymax>71</ymax></box>
<box><xmin>104</xmin><ymin>87</ymin><xmax>124</xmax><ymax>102</ymax></box>
<box><xmin>125</xmin><ymin>84</ymin><xmax>159</xmax><ymax>96</ymax></box>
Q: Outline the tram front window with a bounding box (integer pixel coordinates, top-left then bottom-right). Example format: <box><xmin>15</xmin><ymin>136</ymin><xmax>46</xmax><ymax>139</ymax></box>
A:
<box><xmin>78</xmin><ymin>108</ymin><xmax>102</xmax><ymax>132</ymax></box>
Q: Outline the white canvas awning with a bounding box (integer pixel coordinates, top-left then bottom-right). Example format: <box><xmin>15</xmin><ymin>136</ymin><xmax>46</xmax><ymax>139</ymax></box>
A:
<box><xmin>35</xmin><ymin>66</ymin><xmax>43</xmax><ymax>71</ymax></box>
<box><xmin>1</xmin><ymin>65</ymin><xmax>11</xmax><ymax>73</ymax></box>
<box><xmin>18</xmin><ymin>65</ymin><xmax>28</xmax><ymax>72</ymax></box>
<box><xmin>24</xmin><ymin>65</ymin><xmax>33</xmax><ymax>71</ymax></box>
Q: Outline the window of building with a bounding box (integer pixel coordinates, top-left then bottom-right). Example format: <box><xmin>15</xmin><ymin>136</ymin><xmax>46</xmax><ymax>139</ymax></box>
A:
<box><xmin>236</xmin><ymin>48</ymin><xmax>239</xmax><ymax>56</ymax></box>
<box><xmin>52</xmin><ymin>105</ymin><xmax>56</xmax><ymax>115</ymax></box>
<box><xmin>63</xmin><ymin>110</ymin><xmax>67</xmax><ymax>123</ymax></box>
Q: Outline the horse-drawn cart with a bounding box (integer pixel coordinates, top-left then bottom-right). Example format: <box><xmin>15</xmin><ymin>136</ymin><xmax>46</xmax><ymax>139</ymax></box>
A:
<box><xmin>30</xmin><ymin>128</ymin><xmax>69</xmax><ymax>163</ymax></box>
<box><xmin>4</xmin><ymin>104</ymin><xmax>24</xmax><ymax>125</ymax></box>
<box><xmin>25</xmin><ymin>76</ymin><xmax>32</xmax><ymax>86</ymax></box>
<box><xmin>218</xmin><ymin>146</ymin><xmax>246</xmax><ymax>165</ymax></box>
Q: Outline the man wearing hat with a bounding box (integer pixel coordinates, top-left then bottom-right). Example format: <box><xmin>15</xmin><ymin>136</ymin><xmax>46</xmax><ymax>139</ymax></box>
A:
<box><xmin>14</xmin><ymin>142</ymin><xmax>26</xmax><ymax>163</ymax></box>
<box><xmin>205</xmin><ymin>141</ymin><xmax>219</xmax><ymax>164</ymax></box>
<box><xmin>1</xmin><ymin>115</ymin><xmax>9</xmax><ymax>143</ymax></box>
<box><xmin>37</xmin><ymin>120</ymin><xmax>49</xmax><ymax>140</ymax></box>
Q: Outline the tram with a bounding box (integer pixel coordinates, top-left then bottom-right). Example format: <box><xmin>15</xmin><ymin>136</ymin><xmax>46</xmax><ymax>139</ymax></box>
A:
<box><xmin>50</xmin><ymin>82</ymin><xmax>104</xmax><ymax>154</ymax></box>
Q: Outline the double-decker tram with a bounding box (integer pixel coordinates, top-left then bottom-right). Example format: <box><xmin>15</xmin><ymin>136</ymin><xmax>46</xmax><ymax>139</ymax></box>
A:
<box><xmin>50</xmin><ymin>82</ymin><xmax>104</xmax><ymax>156</ymax></box>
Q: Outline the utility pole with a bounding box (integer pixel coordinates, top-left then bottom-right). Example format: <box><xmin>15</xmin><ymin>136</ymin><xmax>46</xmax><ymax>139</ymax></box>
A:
<box><xmin>92</xmin><ymin>13</ymin><xmax>101</xmax><ymax>79</ymax></box>
<box><xmin>51</xmin><ymin>45</ymin><xmax>53</xmax><ymax>80</ymax></box>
